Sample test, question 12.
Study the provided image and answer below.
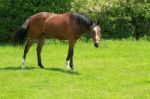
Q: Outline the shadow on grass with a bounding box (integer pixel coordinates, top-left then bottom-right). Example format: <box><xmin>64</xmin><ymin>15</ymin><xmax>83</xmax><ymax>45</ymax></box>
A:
<box><xmin>0</xmin><ymin>66</ymin><xmax>36</xmax><ymax>70</ymax></box>
<box><xmin>143</xmin><ymin>80</ymin><xmax>150</xmax><ymax>84</ymax></box>
<box><xmin>45</xmin><ymin>67</ymin><xmax>80</xmax><ymax>75</ymax></box>
<box><xmin>0</xmin><ymin>66</ymin><xmax>80</xmax><ymax>75</ymax></box>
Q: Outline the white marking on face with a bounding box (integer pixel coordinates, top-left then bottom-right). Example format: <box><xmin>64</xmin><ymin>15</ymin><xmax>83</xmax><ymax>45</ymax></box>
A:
<box><xmin>93</xmin><ymin>26</ymin><xmax>100</xmax><ymax>44</ymax></box>
<box><xmin>21</xmin><ymin>58</ymin><xmax>25</xmax><ymax>69</ymax></box>
<box><xmin>93</xmin><ymin>26</ymin><xmax>99</xmax><ymax>33</ymax></box>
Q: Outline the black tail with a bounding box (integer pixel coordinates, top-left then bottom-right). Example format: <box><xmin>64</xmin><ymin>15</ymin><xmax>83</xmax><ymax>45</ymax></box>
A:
<box><xmin>10</xmin><ymin>18</ymin><xmax>30</xmax><ymax>46</ymax></box>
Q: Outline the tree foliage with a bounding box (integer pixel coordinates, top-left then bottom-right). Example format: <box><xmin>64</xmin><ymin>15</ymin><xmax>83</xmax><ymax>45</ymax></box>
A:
<box><xmin>0</xmin><ymin>0</ymin><xmax>72</xmax><ymax>41</ymax></box>
<box><xmin>99</xmin><ymin>2</ymin><xmax>150</xmax><ymax>39</ymax></box>
<box><xmin>0</xmin><ymin>0</ymin><xmax>150</xmax><ymax>41</ymax></box>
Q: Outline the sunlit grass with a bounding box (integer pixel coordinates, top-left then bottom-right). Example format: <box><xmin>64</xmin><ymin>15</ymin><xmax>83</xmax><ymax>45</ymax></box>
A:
<box><xmin>0</xmin><ymin>40</ymin><xmax>150</xmax><ymax>99</ymax></box>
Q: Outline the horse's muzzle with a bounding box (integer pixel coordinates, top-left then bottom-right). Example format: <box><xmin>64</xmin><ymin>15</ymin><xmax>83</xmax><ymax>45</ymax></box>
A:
<box><xmin>94</xmin><ymin>43</ymin><xmax>99</xmax><ymax>48</ymax></box>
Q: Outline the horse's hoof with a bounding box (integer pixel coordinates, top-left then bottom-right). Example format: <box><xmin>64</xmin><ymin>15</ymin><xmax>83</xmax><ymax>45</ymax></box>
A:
<box><xmin>67</xmin><ymin>65</ymin><xmax>73</xmax><ymax>70</ymax></box>
<box><xmin>38</xmin><ymin>64</ymin><xmax>44</xmax><ymax>69</ymax></box>
<box><xmin>70</xmin><ymin>66</ymin><xmax>74</xmax><ymax>70</ymax></box>
<box><xmin>67</xmin><ymin>66</ymin><xmax>72</xmax><ymax>70</ymax></box>
<box><xmin>20</xmin><ymin>65</ymin><xmax>26</xmax><ymax>69</ymax></box>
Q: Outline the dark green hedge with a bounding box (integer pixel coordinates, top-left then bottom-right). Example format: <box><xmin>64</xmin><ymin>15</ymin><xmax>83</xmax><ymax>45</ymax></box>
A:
<box><xmin>0</xmin><ymin>0</ymin><xmax>150</xmax><ymax>41</ymax></box>
<box><xmin>0</xmin><ymin>0</ymin><xmax>72</xmax><ymax>41</ymax></box>
<box><xmin>98</xmin><ymin>2</ymin><xmax>150</xmax><ymax>39</ymax></box>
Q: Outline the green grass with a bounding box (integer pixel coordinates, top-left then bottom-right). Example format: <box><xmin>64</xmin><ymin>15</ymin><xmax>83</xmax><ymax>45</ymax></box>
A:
<box><xmin>0</xmin><ymin>40</ymin><xmax>150</xmax><ymax>99</ymax></box>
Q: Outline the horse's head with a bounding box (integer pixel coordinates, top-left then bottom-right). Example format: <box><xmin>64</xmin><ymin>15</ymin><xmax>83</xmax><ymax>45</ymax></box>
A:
<box><xmin>91</xmin><ymin>21</ymin><xmax>101</xmax><ymax>48</ymax></box>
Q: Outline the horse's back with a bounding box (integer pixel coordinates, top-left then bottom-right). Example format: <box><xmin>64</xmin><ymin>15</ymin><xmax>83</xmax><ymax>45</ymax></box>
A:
<box><xmin>29</xmin><ymin>12</ymin><xmax>71</xmax><ymax>28</ymax></box>
<box><xmin>28</xmin><ymin>12</ymin><xmax>53</xmax><ymax>37</ymax></box>
<box><xmin>29</xmin><ymin>12</ymin><xmax>53</xmax><ymax>30</ymax></box>
<box><xmin>43</xmin><ymin>12</ymin><xmax>74</xmax><ymax>39</ymax></box>
<box><xmin>28</xmin><ymin>12</ymin><xmax>77</xmax><ymax>40</ymax></box>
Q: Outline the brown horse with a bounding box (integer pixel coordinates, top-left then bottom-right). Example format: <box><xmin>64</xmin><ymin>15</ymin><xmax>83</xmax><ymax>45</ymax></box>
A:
<box><xmin>11</xmin><ymin>12</ymin><xmax>101</xmax><ymax>70</ymax></box>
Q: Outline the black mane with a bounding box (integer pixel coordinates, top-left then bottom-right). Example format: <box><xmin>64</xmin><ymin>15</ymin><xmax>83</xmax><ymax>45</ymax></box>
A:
<box><xmin>72</xmin><ymin>13</ymin><xmax>94</xmax><ymax>30</ymax></box>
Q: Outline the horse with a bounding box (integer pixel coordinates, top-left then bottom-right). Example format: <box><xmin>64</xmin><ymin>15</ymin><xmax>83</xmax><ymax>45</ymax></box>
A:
<box><xmin>10</xmin><ymin>12</ymin><xmax>101</xmax><ymax>70</ymax></box>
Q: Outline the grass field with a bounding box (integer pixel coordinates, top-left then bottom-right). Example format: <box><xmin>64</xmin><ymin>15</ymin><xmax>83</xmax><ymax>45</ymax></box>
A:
<box><xmin>0</xmin><ymin>40</ymin><xmax>150</xmax><ymax>99</ymax></box>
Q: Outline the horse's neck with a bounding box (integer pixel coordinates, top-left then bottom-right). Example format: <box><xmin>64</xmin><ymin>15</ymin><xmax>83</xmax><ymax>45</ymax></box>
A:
<box><xmin>81</xmin><ymin>26</ymin><xmax>91</xmax><ymax>34</ymax></box>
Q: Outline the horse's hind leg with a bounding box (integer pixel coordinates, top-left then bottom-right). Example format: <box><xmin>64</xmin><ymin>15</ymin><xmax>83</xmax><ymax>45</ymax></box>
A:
<box><xmin>21</xmin><ymin>38</ymin><xmax>34</xmax><ymax>68</ymax></box>
<box><xmin>37</xmin><ymin>34</ymin><xmax>45</xmax><ymax>68</ymax></box>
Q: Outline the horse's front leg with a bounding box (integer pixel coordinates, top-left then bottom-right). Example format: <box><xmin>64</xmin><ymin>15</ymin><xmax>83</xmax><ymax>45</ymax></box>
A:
<box><xmin>66</xmin><ymin>38</ymin><xmax>76</xmax><ymax>70</ymax></box>
<box><xmin>66</xmin><ymin>48</ymin><xmax>74</xmax><ymax>70</ymax></box>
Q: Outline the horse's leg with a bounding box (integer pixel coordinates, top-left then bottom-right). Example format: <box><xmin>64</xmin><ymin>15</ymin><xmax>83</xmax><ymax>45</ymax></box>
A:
<box><xmin>37</xmin><ymin>34</ymin><xmax>45</xmax><ymax>68</ymax></box>
<box><xmin>21</xmin><ymin>38</ymin><xmax>34</xmax><ymax>68</ymax></box>
<box><xmin>66</xmin><ymin>48</ymin><xmax>73</xmax><ymax>69</ymax></box>
<box><xmin>66</xmin><ymin>37</ymin><xmax>76</xmax><ymax>70</ymax></box>
<box><xmin>69</xmin><ymin>48</ymin><xmax>74</xmax><ymax>69</ymax></box>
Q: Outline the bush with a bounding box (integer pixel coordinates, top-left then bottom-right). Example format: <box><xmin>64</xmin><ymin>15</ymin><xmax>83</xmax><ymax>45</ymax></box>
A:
<box><xmin>98</xmin><ymin>2</ymin><xmax>150</xmax><ymax>39</ymax></box>
<box><xmin>0</xmin><ymin>0</ymin><xmax>150</xmax><ymax>41</ymax></box>
<box><xmin>0</xmin><ymin>0</ymin><xmax>72</xmax><ymax>42</ymax></box>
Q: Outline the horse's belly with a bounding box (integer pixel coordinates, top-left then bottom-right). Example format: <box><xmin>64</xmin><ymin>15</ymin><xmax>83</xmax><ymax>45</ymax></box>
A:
<box><xmin>47</xmin><ymin>31</ymin><xmax>69</xmax><ymax>40</ymax></box>
<box><xmin>43</xmin><ymin>17</ymin><xmax>71</xmax><ymax>40</ymax></box>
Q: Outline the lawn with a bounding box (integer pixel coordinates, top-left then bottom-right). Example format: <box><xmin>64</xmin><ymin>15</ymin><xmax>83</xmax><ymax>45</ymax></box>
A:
<box><xmin>0</xmin><ymin>40</ymin><xmax>150</xmax><ymax>99</ymax></box>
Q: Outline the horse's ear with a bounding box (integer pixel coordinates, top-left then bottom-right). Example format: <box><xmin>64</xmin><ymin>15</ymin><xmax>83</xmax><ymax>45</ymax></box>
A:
<box><xmin>90</xmin><ymin>20</ymin><xmax>93</xmax><ymax>25</ymax></box>
<box><xmin>96</xmin><ymin>20</ymin><xmax>100</xmax><ymax>25</ymax></box>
